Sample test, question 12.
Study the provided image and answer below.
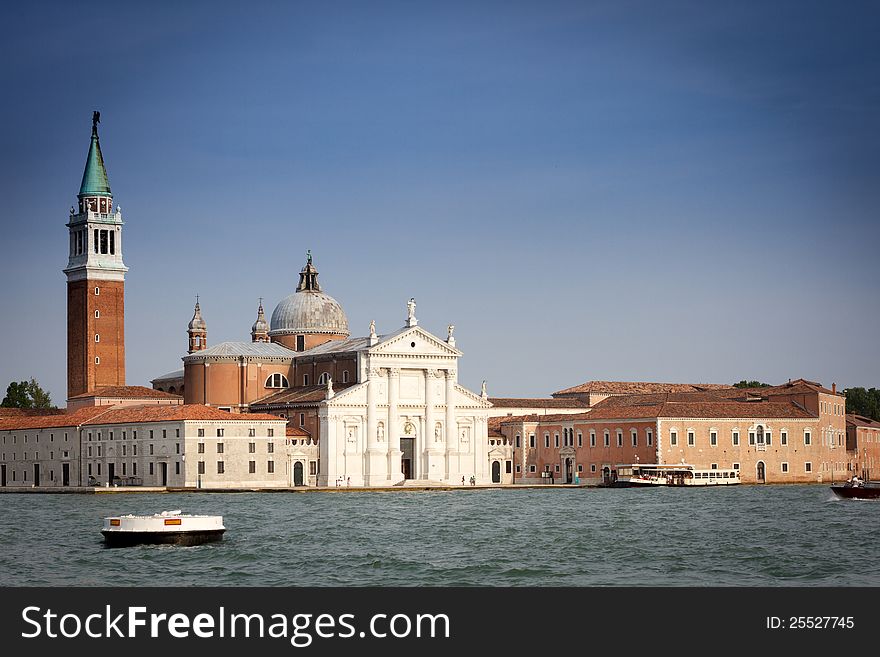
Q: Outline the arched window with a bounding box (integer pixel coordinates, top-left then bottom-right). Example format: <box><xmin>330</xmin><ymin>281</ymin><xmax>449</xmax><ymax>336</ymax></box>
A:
<box><xmin>318</xmin><ymin>372</ymin><xmax>329</xmax><ymax>385</ymax></box>
<box><xmin>95</xmin><ymin>310</ymin><xmax>100</xmax><ymax>319</ymax></box>
<box><xmin>265</xmin><ymin>373</ymin><xmax>289</xmax><ymax>388</ymax></box>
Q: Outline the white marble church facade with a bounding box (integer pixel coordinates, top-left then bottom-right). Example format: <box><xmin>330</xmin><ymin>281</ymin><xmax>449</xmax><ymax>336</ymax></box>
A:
<box><xmin>316</xmin><ymin>321</ymin><xmax>500</xmax><ymax>487</ymax></box>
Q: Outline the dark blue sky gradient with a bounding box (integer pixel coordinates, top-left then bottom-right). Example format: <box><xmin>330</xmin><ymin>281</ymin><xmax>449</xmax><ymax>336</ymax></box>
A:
<box><xmin>1</xmin><ymin>1</ymin><xmax>878</xmax><ymax>404</ymax></box>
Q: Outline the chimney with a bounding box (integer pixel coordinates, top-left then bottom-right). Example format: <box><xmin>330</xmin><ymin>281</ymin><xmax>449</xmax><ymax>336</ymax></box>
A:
<box><xmin>832</xmin><ymin>382</ymin><xmax>837</xmax><ymax>394</ymax></box>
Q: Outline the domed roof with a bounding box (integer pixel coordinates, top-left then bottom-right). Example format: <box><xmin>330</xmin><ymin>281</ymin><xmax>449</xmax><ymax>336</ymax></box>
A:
<box><xmin>268</xmin><ymin>257</ymin><xmax>350</xmax><ymax>337</ymax></box>
<box><xmin>188</xmin><ymin>300</ymin><xmax>206</xmax><ymax>331</ymax></box>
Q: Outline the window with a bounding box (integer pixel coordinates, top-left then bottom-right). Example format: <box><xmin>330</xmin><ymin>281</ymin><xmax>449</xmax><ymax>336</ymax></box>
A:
<box><xmin>149</xmin><ymin>444</ymin><xmax>154</xmax><ymax>455</ymax></box>
<box><xmin>805</xmin><ymin>462</ymin><xmax>812</xmax><ymax>473</ymax></box>
<box><xmin>95</xmin><ymin>356</ymin><xmax>100</xmax><ymax>365</ymax></box>
<box><xmin>710</xmin><ymin>431</ymin><xmax>717</xmax><ymax>446</ymax></box>
<box><xmin>217</xmin><ymin>462</ymin><xmax>225</xmax><ymax>474</ymax></box>
<box><xmin>217</xmin><ymin>428</ymin><xmax>224</xmax><ymax>437</ymax></box>
<box><xmin>781</xmin><ymin>462</ymin><xmax>789</xmax><ymax>473</ymax></box>
<box><xmin>249</xmin><ymin>442</ymin><xmax>256</xmax><ymax>453</ymax></box>
<box><xmin>248</xmin><ymin>428</ymin><xmax>256</xmax><ymax>437</ymax></box>
<box><xmin>554</xmin><ymin>433</ymin><xmax>559</xmax><ymax>448</ymax></box>
<box><xmin>733</xmin><ymin>463</ymin><xmax>739</xmax><ymax>470</ymax></box>
<box><xmin>198</xmin><ymin>461</ymin><xmax>205</xmax><ymax>475</ymax></box>
<box><xmin>732</xmin><ymin>431</ymin><xmax>740</xmax><ymax>446</ymax></box>
<box><xmin>670</xmin><ymin>431</ymin><xmax>677</xmax><ymax>446</ymax></box>
<box><xmin>198</xmin><ymin>442</ymin><xmax>205</xmax><ymax>453</ymax></box>
<box><xmin>604</xmin><ymin>431</ymin><xmax>610</xmax><ymax>447</ymax></box>
<box><xmin>162</xmin><ymin>429</ymin><xmax>167</xmax><ymax>439</ymax></box>
<box><xmin>544</xmin><ymin>433</ymin><xmax>550</xmax><ymax>448</ymax></box>
<box><xmin>554</xmin><ymin>465</ymin><xmax>560</xmax><ymax>472</ymax></box>
<box><xmin>217</xmin><ymin>443</ymin><xmax>224</xmax><ymax>454</ymax></box>
<box><xmin>765</xmin><ymin>431</ymin><xmax>772</xmax><ymax>446</ymax></box>
<box><xmin>687</xmin><ymin>431</ymin><xmax>695</xmax><ymax>446</ymax></box>
<box><xmin>515</xmin><ymin>465</ymin><xmax>521</xmax><ymax>473</ymax></box>
<box><xmin>95</xmin><ymin>310</ymin><xmax>100</xmax><ymax>318</ymax></box>
<box><xmin>804</xmin><ymin>431</ymin><xmax>811</xmax><ymax>446</ymax></box>
<box><xmin>303</xmin><ymin>374</ymin><xmax>309</xmax><ymax>386</ymax></box>
<box><xmin>132</xmin><ymin>463</ymin><xmax>137</xmax><ymax>476</ymax></box>
<box><xmin>95</xmin><ymin>287</ymin><xmax>100</xmax><ymax>296</ymax></box>
<box><xmin>296</xmin><ymin>335</ymin><xmax>305</xmax><ymax>351</ymax></box>
<box><xmin>268</xmin><ymin>442</ymin><xmax>274</xmax><ymax>453</ymax></box>
<box><xmin>529</xmin><ymin>465</ymin><xmax>536</xmax><ymax>473</ymax></box>
<box><xmin>198</xmin><ymin>428</ymin><xmax>205</xmax><ymax>437</ymax></box>
<box><xmin>175</xmin><ymin>462</ymin><xmax>180</xmax><ymax>475</ymax></box>
<box><xmin>268</xmin><ymin>428</ymin><xmax>274</xmax><ymax>437</ymax></box>
<box><xmin>749</xmin><ymin>432</ymin><xmax>756</xmax><ymax>446</ymax></box>
<box><xmin>342</xmin><ymin>371</ymin><xmax>349</xmax><ymax>383</ymax></box>
<box><xmin>616</xmin><ymin>431</ymin><xmax>623</xmax><ymax>447</ymax></box>
<box><xmin>631</xmin><ymin>430</ymin><xmax>638</xmax><ymax>447</ymax></box>
<box><xmin>268</xmin><ymin>461</ymin><xmax>275</xmax><ymax>474</ymax></box>
<box><xmin>318</xmin><ymin>372</ymin><xmax>329</xmax><ymax>385</ymax></box>
<box><xmin>577</xmin><ymin>464</ymin><xmax>583</xmax><ymax>472</ymax></box>
<box><xmin>529</xmin><ymin>434</ymin><xmax>535</xmax><ymax>448</ymax></box>
<box><xmin>122</xmin><ymin>445</ymin><xmax>126</xmax><ymax>456</ymax></box>
<box><xmin>249</xmin><ymin>461</ymin><xmax>256</xmax><ymax>474</ymax></box>
<box><xmin>590</xmin><ymin>431</ymin><xmax>596</xmax><ymax>447</ymax></box>
<box><xmin>149</xmin><ymin>430</ymin><xmax>154</xmax><ymax>439</ymax></box>
<box><xmin>265</xmin><ymin>373</ymin><xmax>289</xmax><ymax>388</ymax></box>
<box><xmin>95</xmin><ymin>334</ymin><xmax>100</xmax><ymax>343</ymax></box>
<box><xmin>149</xmin><ymin>463</ymin><xmax>154</xmax><ymax>475</ymax></box>
<box><xmin>176</xmin><ymin>429</ymin><xmax>180</xmax><ymax>438</ymax></box>
<box><xmin>577</xmin><ymin>432</ymin><xmax>583</xmax><ymax>447</ymax></box>
<box><xmin>175</xmin><ymin>443</ymin><xmax>180</xmax><ymax>454</ymax></box>
<box><xmin>310</xmin><ymin>461</ymin><xmax>317</xmax><ymax>476</ymax></box>
<box><xmin>647</xmin><ymin>430</ymin><xmax>653</xmax><ymax>447</ymax></box>
<box><xmin>299</xmin><ymin>414</ymin><xmax>305</xmax><ymax>427</ymax></box>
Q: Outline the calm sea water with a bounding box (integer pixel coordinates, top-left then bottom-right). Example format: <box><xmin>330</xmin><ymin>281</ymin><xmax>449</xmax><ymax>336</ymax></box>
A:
<box><xmin>0</xmin><ymin>485</ymin><xmax>876</xmax><ymax>587</ymax></box>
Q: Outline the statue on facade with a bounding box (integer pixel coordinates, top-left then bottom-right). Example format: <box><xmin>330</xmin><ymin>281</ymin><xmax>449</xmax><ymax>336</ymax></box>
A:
<box><xmin>369</xmin><ymin>319</ymin><xmax>376</xmax><ymax>336</ymax></box>
<box><xmin>407</xmin><ymin>298</ymin><xmax>417</xmax><ymax>325</ymax></box>
<box><xmin>447</xmin><ymin>324</ymin><xmax>454</xmax><ymax>340</ymax></box>
<box><xmin>307</xmin><ymin>249</ymin><xmax>312</xmax><ymax>265</ymax></box>
<box><xmin>92</xmin><ymin>110</ymin><xmax>100</xmax><ymax>133</ymax></box>
<box><xmin>481</xmin><ymin>380</ymin><xmax>487</xmax><ymax>398</ymax></box>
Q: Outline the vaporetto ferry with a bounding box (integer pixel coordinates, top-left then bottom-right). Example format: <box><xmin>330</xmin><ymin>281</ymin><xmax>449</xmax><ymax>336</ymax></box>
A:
<box><xmin>613</xmin><ymin>463</ymin><xmax>741</xmax><ymax>487</ymax></box>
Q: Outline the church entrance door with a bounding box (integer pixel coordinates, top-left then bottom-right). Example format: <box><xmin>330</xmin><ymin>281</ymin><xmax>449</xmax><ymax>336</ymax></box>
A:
<box><xmin>400</xmin><ymin>437</ymin><xmax>415</xmax><ymax>479</ymax></box>
<box><xmin>293</xmin><ymin>461</ymin><xmax>304</xmax><ymax>486</ymax></box>
<box><xmin>62</xmin><ymin>463</ymin><xmax>70</xmax><ymax>487</ymax></box>
<box><xmin>565</xmin><ymin>458</ymin><xmax>573</xmax><ymax>484</ymax></box>
<box><xmin>159</xmin><ymin>462</ymin><xmax>168</xmax><ymax>486</ymax></box>
<box><xmin>491</xmin><ymin>460</ymin><xmax>501</xmax><ymax>483</ymax></box>
<box><xmin>107</xmin><ymin>463</ymin><xmax>114</xmax><ymax>487</ymax></box>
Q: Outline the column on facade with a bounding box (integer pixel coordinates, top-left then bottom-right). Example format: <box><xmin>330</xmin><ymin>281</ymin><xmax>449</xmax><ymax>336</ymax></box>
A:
<box><xmin>366</xmin><ymin>368</ymin><xmax>378</xmax><ymax>449</ymax></box>
<box><xmin>388</xmin><ymin>367</ymin><xmax>401</xmax><ymax>453</ymax></box>
<box><xmin>425</xmin><ymin>370</ymin><xmax>435</xmax><ymax>447</ymax></box>
<box><xmin>444</xmin><ymin>369</ymin><xmax>456</xmax><ymax>451</ymax></box>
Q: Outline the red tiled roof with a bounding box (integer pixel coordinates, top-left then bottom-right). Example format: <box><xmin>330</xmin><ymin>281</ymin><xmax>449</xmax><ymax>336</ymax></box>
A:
<box><xmin>488</xmin><ymin>397</ymin><xmax>590</xmax><ymax>409</ymax></box>
<box><xmin>553</xmin><ymin>381</ymin><xmax>734</xmax><ymax>396</ymax></box>
<box><xmin>846</xmin><ymin>414</ymin><xmax>880</xmax><ymax>429</ymax></box>
<box><xmin>80</xmin><ymin>404</ymin><xmax>283</xmax><ymax>424</ymax></box>
<box><xmin>286</xmin><ymin>426</ymin><xmax>311</xmax><ymax>437</ymax></box>
<box><xmin>0</xmin><ymin>406</ymin><xmax>113</xmax><ymax>431</ymax></box>
<box><xmin>252</xmin><ymin>384</ymin><xmax>355</xmax><ymax>406</ymax></box>
<box><xmin>68</xmin><ymin>386</ymin><xmax>182</xmax><ymax>400</ymax></box>
<box><xmin>0</xmin><ymin>408</ymin><xmax>66</xmax><ymax>417</ymax></box>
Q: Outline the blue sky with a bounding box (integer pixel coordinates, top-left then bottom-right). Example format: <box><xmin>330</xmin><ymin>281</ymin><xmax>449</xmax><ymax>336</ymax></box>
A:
<box><xmin>1</xmin><ymin>0</ymin><xmax>878</xmax><ymax>404</ymax></box>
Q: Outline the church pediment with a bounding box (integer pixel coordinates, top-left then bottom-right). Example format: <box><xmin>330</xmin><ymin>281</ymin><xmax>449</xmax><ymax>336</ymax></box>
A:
<box><xmin>370</xmin><ymin>326</ymin><xmax>462</xmax><ymax>358</ymax></box>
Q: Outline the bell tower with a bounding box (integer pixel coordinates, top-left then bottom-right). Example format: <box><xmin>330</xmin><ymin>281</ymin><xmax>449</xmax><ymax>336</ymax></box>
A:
<box><xmin>64</xmin><ymin>112</ymin><xmax>128</xmax><ymax>400</ymax></box>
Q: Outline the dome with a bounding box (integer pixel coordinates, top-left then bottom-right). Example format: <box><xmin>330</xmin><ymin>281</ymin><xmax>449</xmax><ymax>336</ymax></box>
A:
<box><xmin>268</xmin><ymin>256</ymin><xmax>349</xmax><ymax>337</ymax></box>
<box><xmin>188</xmin><ymin>301</ymin><xmax>206</xmax><ymax>331</ymax></box>
<box><xmin>269</xmin><ymin>291</ymin><xmax>349</xmax><ymax>336</ymax></box>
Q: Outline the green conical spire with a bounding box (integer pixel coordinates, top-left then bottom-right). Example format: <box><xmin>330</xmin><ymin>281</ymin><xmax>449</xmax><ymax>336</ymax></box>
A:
<box><xmin>78</xmin><ymin>111</ymin><xmax>111</xmax><ymax>198</ymax></box>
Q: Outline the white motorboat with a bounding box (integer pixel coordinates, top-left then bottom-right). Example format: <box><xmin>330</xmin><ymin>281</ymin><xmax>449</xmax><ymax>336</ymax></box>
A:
<box><xmin>101</xmin><ymin>510</ymin><xmax>225</xmax><ymax>547</ymax></box>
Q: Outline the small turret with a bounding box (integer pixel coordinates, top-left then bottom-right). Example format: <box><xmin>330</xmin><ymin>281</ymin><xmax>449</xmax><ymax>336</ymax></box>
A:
<box><xmin>188</xmin><ymin>297</ymin><xmax>207</xmax><ymax>354</ymax></box>
<box><xmin>251</xmin><ymin>298</ymin><xmax>270</xmax><ymax>343</ymax></box>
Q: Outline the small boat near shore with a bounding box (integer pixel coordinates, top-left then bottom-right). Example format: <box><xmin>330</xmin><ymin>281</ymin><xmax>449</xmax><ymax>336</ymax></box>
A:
<box><xmin>613</xmin><ymin>463</ymin><xmax>741</xmax><ymax>487</ymax></box>
<box><xmin>830</xmin><ymin>478</ymin><xmax>880</xmax><ymax>500</ymax></box>
<box><xmin>102</xmin><ymin>510</ymin><xmax>225</xmax><ymax>547</ymax></box>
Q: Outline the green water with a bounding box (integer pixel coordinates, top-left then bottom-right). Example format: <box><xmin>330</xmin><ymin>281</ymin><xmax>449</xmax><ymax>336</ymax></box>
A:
<box><xmin>0</xmin><ymin>485</ymin><xmax>875</xmax><ymax>586</ymax></box>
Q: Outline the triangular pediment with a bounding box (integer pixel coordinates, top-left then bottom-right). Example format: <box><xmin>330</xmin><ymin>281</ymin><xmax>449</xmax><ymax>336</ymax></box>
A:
<box><xmin>370</xmin><ymin>326</ymin><xmax>462</xmax><ymax>357</ymax></box>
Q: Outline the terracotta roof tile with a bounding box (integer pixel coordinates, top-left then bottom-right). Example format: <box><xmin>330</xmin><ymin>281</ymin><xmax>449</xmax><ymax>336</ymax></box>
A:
<box><xmin>553</xmin><ymin>381</ymin><xmax>734</xmax><ymax>396</ymax></box>
<box><xmin>68</xmin><ymin>386</ymin><xmax>182</xmax><ymax>400</ymax></box>
<box><xmin>251</xmin><ymin>384</ymin><xmax>355</xmax><ymax>406</ymax></box>
<box><xmin>0</xmin><ymin>406</ymin><xmax>114</xmax><ymax>431</ymax></box>
<box><xmin>488</xmin><ymin>397</ymin><xmax>590</xmax><ymax>409</ymax></box>
<box><xmin>286</xmin><ymin>426</ymin><xmax>311</xmax><ymax>437</ymax></box>
<box><xmin>80</xmin><ymin>405</ymin><xmax>284</xmax><ymax>425</ymax></box>
<box><xmin>846</xmin><ymin>414</ymin><xmax>880</xmax><ymax>429</ymax></box>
